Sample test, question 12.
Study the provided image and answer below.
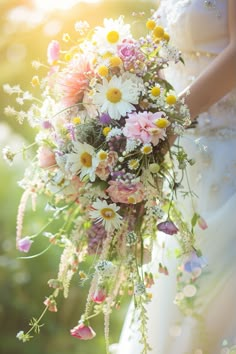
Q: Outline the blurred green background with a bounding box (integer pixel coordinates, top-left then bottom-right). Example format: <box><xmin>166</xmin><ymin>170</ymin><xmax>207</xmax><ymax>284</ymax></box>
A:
<box><xmin>0</xmin><ymin>1</ymin><xmax>157</xmax><ymax>353</ymax></box>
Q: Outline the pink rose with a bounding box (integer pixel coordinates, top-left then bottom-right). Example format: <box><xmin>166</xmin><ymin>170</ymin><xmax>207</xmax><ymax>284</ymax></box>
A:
<box><xmin>91</xmin><ymin>288</ymin><xmax>107</xmax><ymax>304</ymax></box>
<box><xmin>70</xmin><ymin>323</ymin><xmax>96</xmax><ymax>340</ymax></box>
<box><xmin>17</xmin><ymin>236</ymin><xmax>33</xmax><ymax>253</ymax></box>
<box><xmin>47</xmin><ymin>40</ymin><xmax>60</xmax><ymax>65</ymax></box>
<box><xmin>38</xmin><ymin>146</ymin><xmax>56</xmax><ymax>169</ymax></box>
<box><xmin>106</xmin><ymin>180</ymin><xmax>145</xmax><ymax>204</ymax></box>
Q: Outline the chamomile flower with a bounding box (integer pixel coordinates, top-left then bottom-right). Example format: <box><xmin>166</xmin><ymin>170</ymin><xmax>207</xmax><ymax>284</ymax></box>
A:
<box><xmin>93</xmin><ymin>16</ymin><xmax>131</xmax><ymax>49</ymax></box>
<box><xmin>128</xmin><ymin>159</ymin><xmax>139</xmax><ymax>170</ymax></box>
<box><xmin>66</xmin><ymin>141</ymin><xmax>98</xmax><ymax>182</ymax></box>
<box><xmin>93</xmin><ymin>74</ymin><xmax>141</xmax><ymax>120</ymax></box>
<box><xmin>97</xmin><ymin>149</ymin><xmax>108</xmax><ymax>161</ymax></box>
<box><xmin>89</xmin><ymin>199</ymin><xmax>122</xmax><ymax>232</ymax></box>
<box><xmin>141</xmin><ymin>144</ymin><xmax>153</xmax><ymax>155</ymax></box>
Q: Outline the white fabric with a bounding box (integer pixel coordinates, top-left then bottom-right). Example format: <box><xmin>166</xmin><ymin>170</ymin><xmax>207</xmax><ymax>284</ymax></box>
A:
<box><xmin>115</xmin><ymin>1</ymin><xmax>236</xmax><ymax>353</ymax></box>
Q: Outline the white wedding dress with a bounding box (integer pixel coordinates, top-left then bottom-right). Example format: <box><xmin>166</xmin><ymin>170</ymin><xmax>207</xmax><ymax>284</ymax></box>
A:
<box><xmin>114</xmin><ymin>1</ymin><xmax>236</xmax><ymax>353</ymax></box>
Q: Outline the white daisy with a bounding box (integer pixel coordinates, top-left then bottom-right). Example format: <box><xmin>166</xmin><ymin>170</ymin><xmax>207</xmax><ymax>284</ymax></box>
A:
<box><xmin>89</xmin><ymin>199</ymin><xmax>122</xmax><ymax>232</ymax></box>
<box><xmin>93</xmin><ymin>74</ymin><xmax>141</xmax><ymax>120</ymax></box>
<box><xmin>66</xmin><ymin>141</ymin><xmax>98</xmax><ymax>182</ymax></box>
<box><xmin>92</xmin><ymin>16</ymin><xmax>131</xmax><ymax>49</ymax></box>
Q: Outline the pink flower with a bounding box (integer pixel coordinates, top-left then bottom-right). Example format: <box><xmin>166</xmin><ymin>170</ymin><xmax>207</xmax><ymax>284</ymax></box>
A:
<box><xmin>91</xmin><ymin>288</ymin><xmax>107</xmax><ymax>304</ymax></box>
<box><xmin>117</xmin><ymin>39</ymin><xmax>145</xmax><ymax>70</ymax></box>
<box><xmin>38</xmin><ymin>146</ymin><xmax>56</xmax><ymax>169</ymax></box>
<box><xmin>59</xmin><ymin>55</ymin><xmax>93</xmax><ymax>107</ymax></box>
<box><xmin>106</xmin><ymin>180</ymin><xmax>145</xmax><ymax>204</ymax></box>
<box><xmin>17</xmin><ymin>236</ymin><xmax>33</xmax><ymax>253</ymax></box>
<box><xmin>47</xmin><ymin>40</ymin><xmax>60</xmax><ymax>65</ymax></box>
<box><xmin>198</xmin><ymin>216</ymin><xmax>208</xmax><ymax>230</ymax></box>
<box><xmin>43</xmin><ymin>297</ymin><xmax>58</xmax><ymax>312</ymax></box>
<box><xmin>157</xmin><ymin>221</ymin><xmax>179</xmax><ymax>235</ymax></box>
<box><xmin>70</xmin><ymin>323</ymin><xmax>96</xmax><ymax>340</ymax></box>
<box><xmin>123</xmin><ymin>111</ymin><xmax>167</xmax><ymax>146</ymax></box>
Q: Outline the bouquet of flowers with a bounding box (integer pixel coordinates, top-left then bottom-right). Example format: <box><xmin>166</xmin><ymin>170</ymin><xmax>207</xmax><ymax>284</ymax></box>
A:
<box><xmin>3</xmin><ymin>13</ymin><xmax>206</xmax><ymax>354</ymax></box>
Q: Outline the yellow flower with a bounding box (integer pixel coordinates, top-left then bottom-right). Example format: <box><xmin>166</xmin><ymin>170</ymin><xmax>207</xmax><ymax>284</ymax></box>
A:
<box><xmin>106</xmin><ymin>88</ymin><xmax>122</xmax><ymax>103</ymax></box>
<box><xmin>72</xmin><ymin>117</ymin><xmax>81</xmax><ymax>124</ymax></box>
<box><xmin>151</xmin><ymin>86</ymin><xmax>161</xmax><ymax>97</ymax></box>
<box><xmin>107</xmin><ymin>30</ymin><xmax>119</xmax><ymax>44</ymax></box>
<box><xmin>128</xmin><ymin>159</ymin><xmax>139</xmax><ymax>170</ymax></box>
<box><xmin>166</xmin><ymin>95</ymin><xmax>177</xmax><ymax>105</ymax></box>
<box><xmin>146</xmin><ymin>19</ymin><xmax>156</xmax><ymax>30</ymax></box>
<box><xmin>64</xmin><ymin>52</ymin><xmax>72</xmax><ymax>61</ymax></box>
<box><xmin>109</xmin><ymin>56</ymin><xmax>122</xmax><ymax>67</ymax></box>
<box><xmin>141</xmin><ymin>144</ymin><xmax>153</xmax><ymax>155</ymax></box>
<box><xmin>102</xmin><ymin>51</ymin><xmax>113</xmax><ymax>59</ymax></box>
<box><xmin>128</xmin><ymin>196</ymin><xmax>136</xmax><ymax>204</ymax></box>
<box><xmin>163</xmin><ymin>32</ymin><xmax>170</xmax><ymax>42</ymax></box>
<box><xmin>31</xmin><ymin>75</ymin><xmax>40</xmax><ymax>87</ymax></box>
<box><xmin>80</xmin><ymin>152</ymin><xmax>92</xmax><ymax>168</ymax></box>
<box><xmin>155</xmin><ymin>118</ymin><xmax>170</xmax><ymax>129</ymax></box>
<box><xmin>103</xmin><ymin>127</ymin><xmax>111</xmax><ymax>136</ymax></box>
<box><xmin>62</xmin><ymin>33</ymin><xmax>70</xmax><ymax>42</ymax></box>
<box><xmin>97</xmin><ymin>150</ymin><xmax>108</xmax><ymax>161</ymax></box>
<box><xmin>98</xmin><ymin>65</ymin><xmax>109</xmax><ymax>77</ymax></box>
<box><xmin>153</xmin><ymin>26</ymin><xmax>165</xmax><ymax>39</ymax></box>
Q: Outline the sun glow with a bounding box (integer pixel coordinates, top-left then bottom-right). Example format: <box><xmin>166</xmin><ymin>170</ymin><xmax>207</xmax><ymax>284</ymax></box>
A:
<box><xmin>33</xmin><ymin>0</ymin><xmax>100</xmax><ymax>12</ymax></box>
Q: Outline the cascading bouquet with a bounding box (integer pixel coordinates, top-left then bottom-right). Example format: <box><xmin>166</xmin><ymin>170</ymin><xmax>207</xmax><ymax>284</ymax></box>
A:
<box><xmin>3</xmin><ymin>14</ymin><xmax>207</xmax><ymax>354</ymax></box>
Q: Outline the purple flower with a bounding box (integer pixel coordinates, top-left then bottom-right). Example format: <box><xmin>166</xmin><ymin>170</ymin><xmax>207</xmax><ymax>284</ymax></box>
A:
<box><xmin>17</xmin><ymin>237</ymin><xmax>33</xmax><ymax>253</ymax></box>
<box><xmin>157</xmin><ymin>221</ymin><xmax>179</xmax><ymax>235</ymax></box>
<box><xmin>99</xmin><ymin>113</ymin><xmax>112</xmax><ymax>125</ymax></box>
<box><xmin>183</xmin><ymin>252</ymin><xmax>208</xmax><ymax>273</ymax></box>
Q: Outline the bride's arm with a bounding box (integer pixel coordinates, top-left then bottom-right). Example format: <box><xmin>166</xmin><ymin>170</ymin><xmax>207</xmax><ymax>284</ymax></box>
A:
<box><xmin>179</xmin><ymin>0</ymin><xmax>236</xmax><ymax>121</ymax></box>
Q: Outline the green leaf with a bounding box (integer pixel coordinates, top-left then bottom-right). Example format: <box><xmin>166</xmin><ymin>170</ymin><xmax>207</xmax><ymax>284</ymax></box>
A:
<box><xmin>191</xmin><ymin>212</ymin><xmax>199</xmax><ymax>228</ymax></box>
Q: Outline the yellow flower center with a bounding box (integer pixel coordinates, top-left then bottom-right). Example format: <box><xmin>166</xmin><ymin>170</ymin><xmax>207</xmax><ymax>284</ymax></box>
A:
<box><xmin>102</xmin><ymin>51</ymin><xmax>113</xmax><ymax>59</ymax></box>
<box><xmin>64</xmin><ymin>52</ymin><xmax>72</xmax><ymax>61</ymax></box>
<box><xmin>107</xmin><ymin>30</ymin><xmax>120</xmax><ymax>44</ymax></box>
<box><xmin>128</xmin><ymin>159</ymin><xmax>139</xmax><ymax>170</ymax></box>
<box><xmin>151</xmin><ymin>86</ymin><xmax>161</xmax><ymax>97</ymax></box>
<box><xmin>109</xmin><ymin>56</ymin><xmax>122</xmax><ymax>67</ymax></box>
<box><xmin>31</xmin><ymin>75</ymin><xmax>40</xmax><ymax>87</ymax></box>
<box><xmin>63</xmin><ymin>33</ymin><xmax>70</xmax><ymax>42</ymax></box>
<box><xmin>142</xmin><ymin>145</ymin><xmax>153</xmax><ymax>155</ymax></box>
<box><xmin>103</xmin><ymin>127</ymin><xmax>111</xmax><ymax>136</ymax></box>
<box><xmin>98</xmin><ymin>65</ymin><xmax>109</xmax><ymax>77</ymax></box>
<box><xmin>166</xmin><ymin>95</ymin><xmax>177</xmax><ymax>105</ymax></box>
<box><xmin>155</xmin><ymin>118</ymin><xmax>169</xmax><ymax>128</ymax></box>
<box><xmin>106</xmin><ymin>88</ymin><xmax>122</xmax><ymax>103</ymax></box>
<box><xmin>100</xmin><ymin>207</ymin><xmax>116</xmax><ymax>220</ymax></box>
<box><xmin>146</xmin><ymin>19</ymin><xmax>156</xmax><ymax>30</ymax></box>
<box><xmin>153</xmin><ymin>26</ymin><xmax>165</xmax><ymax>39</ymax></box>
<box><xmin>80</xmin><ymin>152</ymin><xmax>92</xmax><ymax>168</ymax></box>
<box><xmin>72</xmin><ymin>117</ymin><xmax>81</xmax><ymax>124</ymax></box>
<box><xmin>128</xmin><ymin>196</ymin><xmax>136</xmax><ymax>204</ymax></box>
<box><xmin>98</xmin><ymin>150</ymin><xmax>108</xmax><ymax>160</ymax></box>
